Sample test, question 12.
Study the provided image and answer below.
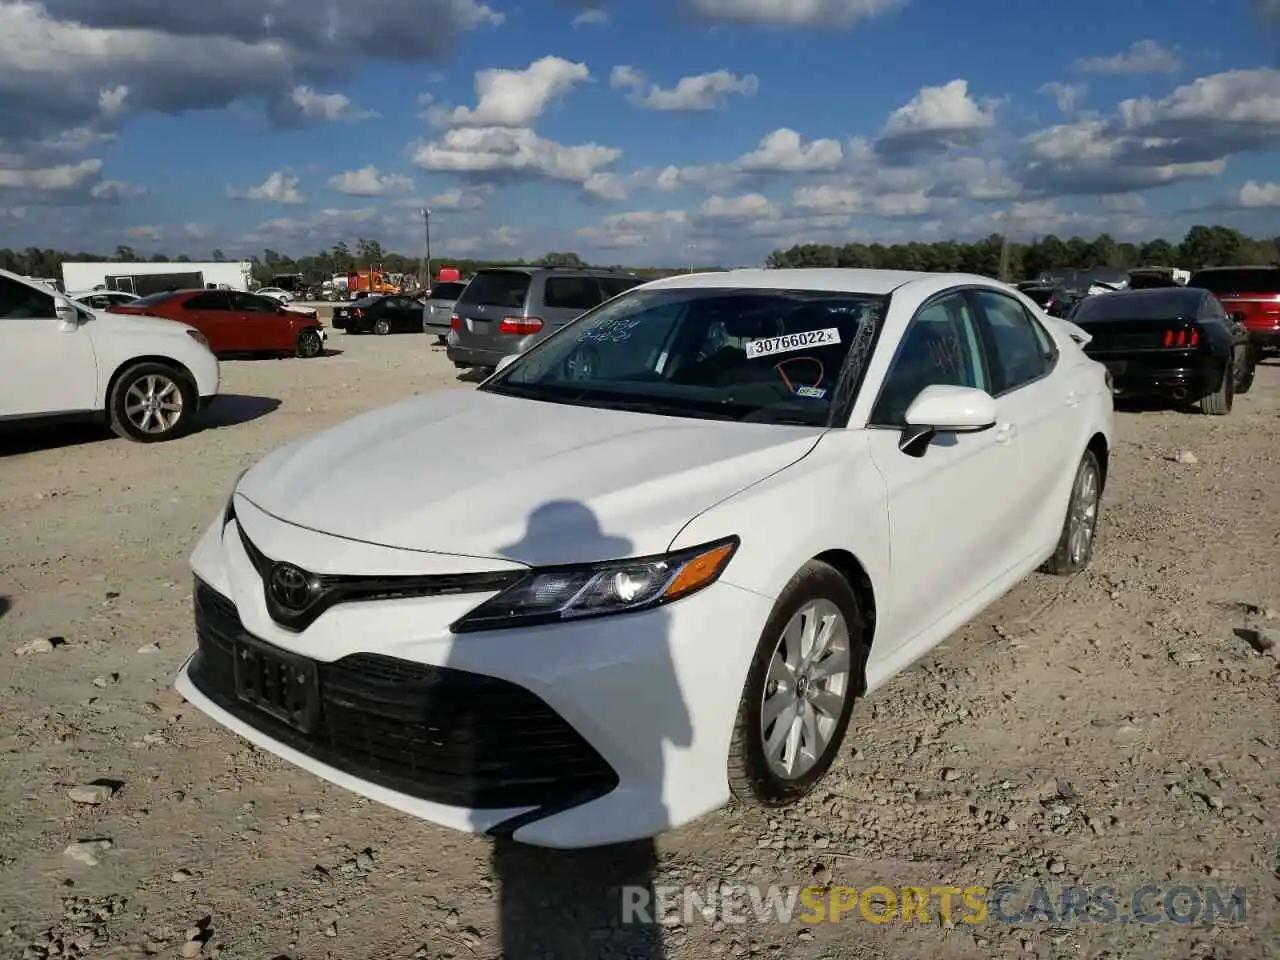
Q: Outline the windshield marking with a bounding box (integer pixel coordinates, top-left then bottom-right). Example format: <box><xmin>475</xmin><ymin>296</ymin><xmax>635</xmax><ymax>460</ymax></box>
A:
<box><xmin>744</xmin><ymin>327</ymin><xmax>841</xmax><ymax>359</ymax></box>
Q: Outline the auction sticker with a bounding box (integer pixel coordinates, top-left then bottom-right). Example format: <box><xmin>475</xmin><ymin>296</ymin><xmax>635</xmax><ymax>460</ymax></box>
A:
<box><xmin>744</xmin><ymin>328</ymin><xmax>841</xmax><ymax>359</ymax></box>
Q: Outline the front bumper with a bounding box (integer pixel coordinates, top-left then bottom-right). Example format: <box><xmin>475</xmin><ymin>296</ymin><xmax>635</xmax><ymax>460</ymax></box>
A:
<box><xmin>175</xmin><ymin>506</ymin><xmax>771</xmax><ymax>848</ymax></box>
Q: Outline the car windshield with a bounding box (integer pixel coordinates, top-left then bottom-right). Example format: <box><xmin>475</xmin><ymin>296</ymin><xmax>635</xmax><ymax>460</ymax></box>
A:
<box><xmin>1072</xmin><ymin>290</ymin><xmax>1200</xmax><ymax>322</ymax></box>
<box><xmin>130</xmin><ymin>291</ymin><xmax>179</xmax><ymax>307</ymax></box>
<box><xmin>1188</xmin><ymin>268</ymin><xmax>1280</xmax><ymax>295</ymax></box>
<box><xmin>481</xmin><ymin>286</ymin><xmax>887</xmax><ymax>426</ymax></box>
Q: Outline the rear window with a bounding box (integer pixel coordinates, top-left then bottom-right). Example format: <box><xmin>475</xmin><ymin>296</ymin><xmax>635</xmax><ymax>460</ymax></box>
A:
<box><xmin>600</xmin><ymin>276</ymin><xmax>642</xmax><ymax>299</ymax></box>
<box><xmin>1188</xmin><ymin>268</ymin><xmax>1280</xmax><ymax>295</ymax></box>
<box><xmin>457</xmin><ymin>270</ymin><xmax>530</xmax><ymax>309</ymax></box>
<box><xmin>429</xmin><ymin>282</ymin><xmax>465</xmax><ymax>300</ymax></box>
<box><xmin>131</xmin><ymin>291</ymin><xmax>179</xmax><ymax>308</ymax></box>
<box><xmin>1072</xmin><ymin>290</ymin><xmax>1202</xmax><ymax>322</ymax></box>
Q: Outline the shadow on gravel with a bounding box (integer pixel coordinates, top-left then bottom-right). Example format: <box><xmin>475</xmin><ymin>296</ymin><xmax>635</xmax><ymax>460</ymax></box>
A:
<box><xmin>217</xmin><ymin>349</ymin><xmax>344</xmax><ymax>361</ymax></box>
<box><xmin>454</xmin><ymin>367</ymin><xmax>491</xmax><ymax>384</ymax></box>
<box><xmin>0</xmin><ymin>596</ymin><xmax>10</xmax><ymax>622</ymax></box>
<box><xmin>1113</xmin><ymin>397</ymin><xmax>1200</xmax><ymax>415</ymax></box>
<box><xmin>196</xmin><ymin>394</ymin><xmax>282</xmax><ymax>432</ymax></box>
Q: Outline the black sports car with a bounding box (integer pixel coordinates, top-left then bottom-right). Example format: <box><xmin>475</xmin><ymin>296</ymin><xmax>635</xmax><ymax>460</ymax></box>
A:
<box><xmin>1070</xmin><ymin>287</ymin><xmax>1255</xmax><ymax>415</ymax></box>
<box><xmin>331</xmin><ymin>295</ymin><xmax>425</xmax><ymax>335</ymax></box>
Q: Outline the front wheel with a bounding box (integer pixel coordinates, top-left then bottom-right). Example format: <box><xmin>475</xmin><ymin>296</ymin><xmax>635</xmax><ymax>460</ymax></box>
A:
<box><xmin>373</xmin><ymin>319</ymin><xmax>391</xmax><ymax>336</ymax></box>
<box><xmin>728</xmin><ymin>561</ymin><xmax>864</xmax><ymax>807</ymax></box>
<box><xmin>1041</xmin><ymin>448</ymin><xmax>1102</xmax><ymax>575</ymax></box>
<box><xmin>296</xmin><ymin>327</ymin><xmax>323</xmax><ymax>358</ymax></box>
<box><xmin>107</xmin><ymin>363</ymin><xmax>197</xmax><ymax>442</ymax></box>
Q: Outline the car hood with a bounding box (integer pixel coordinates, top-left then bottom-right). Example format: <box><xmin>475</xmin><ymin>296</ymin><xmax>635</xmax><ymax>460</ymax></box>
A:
<box><xmin>237</xmin><ymin>388</ymin><xmax>823</xmax><ymax>566</ymax></box>
<box><xmin>86</xmin><ymin>310</ymin><xmax>197</xmax><ymax>338</ymax></box>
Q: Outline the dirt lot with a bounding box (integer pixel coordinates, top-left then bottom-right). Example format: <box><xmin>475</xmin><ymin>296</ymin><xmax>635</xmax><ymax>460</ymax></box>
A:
<box><xmin>1</xmin><ymin>331</ymin><xmax>1277</xmax><ymax>960</ymax></box>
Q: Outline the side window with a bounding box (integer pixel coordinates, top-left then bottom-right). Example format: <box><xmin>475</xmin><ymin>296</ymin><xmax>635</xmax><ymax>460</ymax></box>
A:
<box><xmin>184</xmin><ymin>292</ymin><xmax>229</xmax><ymax>311</ymax></box>
<box><xmin>231</xmin><ymin>292</ymin><xmax>275</xmax><ymax>313</ymax></box>
<box><xmin>974</xmin><ymin>290</ymin><xmax>1055</xmax><ymax>393</ymax></box>
<box><xmin>0</xmin><ymin>276</ymin><xmax>55</xmax><ymax>319</ymax></box>
<box><xmin>544</xmin><ymin>276</ymin><xmax>604</xmax><ymax>312</ymax></box>
<box><xmin>870</xmin><ymin>292</ymin><xmax>987</xmax><ymax>427</ymax></box>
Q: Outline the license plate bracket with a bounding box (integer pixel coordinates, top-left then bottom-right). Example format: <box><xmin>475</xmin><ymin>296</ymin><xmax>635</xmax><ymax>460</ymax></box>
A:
<box><xmin>232</xmin><ymin>635</ymin><xmax>320</xmax><ymax>733</ymax></box>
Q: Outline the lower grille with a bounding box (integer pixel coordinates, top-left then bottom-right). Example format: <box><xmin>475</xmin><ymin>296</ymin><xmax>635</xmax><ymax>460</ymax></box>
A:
<box><xmin>189</xmin><ymin>579</ymin><xmax>618</xmax><ymax>809</ymax></box>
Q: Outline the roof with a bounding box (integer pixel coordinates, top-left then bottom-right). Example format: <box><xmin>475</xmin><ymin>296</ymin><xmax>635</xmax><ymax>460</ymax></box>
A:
<box><xmin>641</xmin><ymin>268</ymin><xmax>992</xmax><ymax>296</ymax></box>
<box><xmin>1190</xmin><ymin>264</ymin><xmax>1279</xmax><ymax>272</ymax></box>
<box><xmin>476</xmin><ymin>265</ymin><xmax>640</xmax><ymax>276</ymax></box>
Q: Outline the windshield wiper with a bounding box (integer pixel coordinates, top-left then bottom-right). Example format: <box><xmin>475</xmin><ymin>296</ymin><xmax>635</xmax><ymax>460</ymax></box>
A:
<box><xmin>583</xmin><ymin>397</ymin><xmax>738</xmax><ymax>420</ymax></box>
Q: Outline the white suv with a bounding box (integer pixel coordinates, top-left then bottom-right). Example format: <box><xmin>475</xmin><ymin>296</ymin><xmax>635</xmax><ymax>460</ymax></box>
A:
<box><xmin>0</xmin><ymin>269</ymin><xmax>220</xmax><ymax>442</ymax></box>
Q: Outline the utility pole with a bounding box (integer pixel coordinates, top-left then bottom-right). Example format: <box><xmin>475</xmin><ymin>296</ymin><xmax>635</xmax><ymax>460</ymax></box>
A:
<box><xmin>997</xmin><ymin>233</ymin><xmax>1011</xmax><ymax>283</ymax></box>
<box><xmin>687</xmin><ymin>243</ymin><xmax>696</xmax><ymax>274</ymax></box>
<box><xmin>418</xmin><ymin>208</ymin><xmax>432</xmax><ymax>291</ymax></box>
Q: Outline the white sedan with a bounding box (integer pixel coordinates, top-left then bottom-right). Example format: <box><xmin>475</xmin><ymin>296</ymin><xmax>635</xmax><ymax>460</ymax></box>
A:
<box><xmin>254</xmin><ymin>287</ymin><xmax>293</xmax><ymax>304</ymax></box>
<box><xmin>175</xmin><ymin>269</ymin><xmax>1113</xmax><ymax>848</ymax></box>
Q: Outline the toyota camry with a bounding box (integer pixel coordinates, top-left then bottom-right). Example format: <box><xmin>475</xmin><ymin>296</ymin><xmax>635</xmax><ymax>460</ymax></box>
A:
<box><xmin>176</xmin><ymin>269</ymin><xmax>1114</xmax><ymax>848</ymax></box>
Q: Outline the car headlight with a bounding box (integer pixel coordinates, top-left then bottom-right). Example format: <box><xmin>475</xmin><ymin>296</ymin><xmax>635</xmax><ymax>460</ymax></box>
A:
<box><xmin>450</xmin><ymin>536</ymin><xmax>739</xmax><ymax>633</ymax></box>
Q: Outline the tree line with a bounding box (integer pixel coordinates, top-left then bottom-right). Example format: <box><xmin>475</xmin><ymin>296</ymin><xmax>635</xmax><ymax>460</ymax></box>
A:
<box><xmin>766</xmin><ymin>225</ymin><xmax>1279</xmax><ymax>281</ymax></box>
<box><xmin>3</xmin><ymin>224</ymin><xmax>1275</xmax><ymax>286</ymax></box>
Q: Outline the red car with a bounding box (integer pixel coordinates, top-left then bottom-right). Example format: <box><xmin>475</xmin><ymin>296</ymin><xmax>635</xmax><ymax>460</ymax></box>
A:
<box><xmin>109</xmin><ymin>289</ymin><xmax>327</xmax><ymax>358</ymax></box>
<box><xmin>1187</xmin><ymin>265</ymin><xmax>1280</xmax><ymax>358</ymax></box>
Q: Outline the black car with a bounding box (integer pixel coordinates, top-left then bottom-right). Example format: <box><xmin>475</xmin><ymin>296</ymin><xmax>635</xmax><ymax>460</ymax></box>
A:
<box><xmin>1070</xmin><ymin>287</ymin><xmax>1256</xmax><ymax>415</ymax></box>
<box><xmin>331</xmin><ymin>295</ymin><xmax>425</xmax><ymax>334</ymax></box>
<box><xmin>1017</xmin><ymin>282</ymin><xmax>1073</xmax><ymax>316</ymax></box>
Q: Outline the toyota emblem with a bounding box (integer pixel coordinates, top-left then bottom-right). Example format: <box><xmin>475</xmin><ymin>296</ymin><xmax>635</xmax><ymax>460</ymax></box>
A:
<box><xmin>269</xmin><ymin>563</ymin><xmax>313</xmax><ymax>610</ymax></box>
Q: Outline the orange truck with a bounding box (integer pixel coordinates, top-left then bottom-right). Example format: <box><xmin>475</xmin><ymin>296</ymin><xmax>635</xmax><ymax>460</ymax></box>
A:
<box><xmin>345</xmin><ymin>269</ymin><xmax>401</xmax><ymax>297</ymax></box>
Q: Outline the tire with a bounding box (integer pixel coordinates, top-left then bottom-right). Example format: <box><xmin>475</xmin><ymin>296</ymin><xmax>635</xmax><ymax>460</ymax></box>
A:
<box><xmin>107</xmin><ymin>362</ymin><xmax>197</xmax><ymax>443</ymax></box>
<box><xmin>727</xmin><ymin>560</ymin><xmax>865</xmax><ymax>807</ymax></box>
<box><xmin>1234</xmin><ymin>346</ymin><xmax>1255</xmax><ymax>395</ymax></box>
<box><xmin>1200</xmin><ymin>359</ymin><xmax>1233</xmax><ymax>415</ymax></box>
<box><xmin>1041</xmin><ymin>449</ymin><xmax>1102</xmax><ymax>575</ymax></box>
<box><xmin>296</xmin><ymin>327</ymin><xmax>323</xmax><ymax>358</ymax></box>
<box><xmin>373</xmin><ymin>319</ymin><xmax>391</xmax><ymax>336</ymax></box>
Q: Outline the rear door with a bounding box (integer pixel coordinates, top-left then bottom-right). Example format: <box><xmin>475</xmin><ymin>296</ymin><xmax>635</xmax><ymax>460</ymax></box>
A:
<box><xmin>452</xmin><ymin>270</ymin><xmax>532</xmax><ymax>350</ymax></box>
<box><xmin>176</xmin><ymin>291</ymin><xmax>233</xmax><ymax>352</ymax></box>
<box><xmin>1188</xmin><ymin>268</ymin><xmax>1280</xmax><ymax>337</ymax></box>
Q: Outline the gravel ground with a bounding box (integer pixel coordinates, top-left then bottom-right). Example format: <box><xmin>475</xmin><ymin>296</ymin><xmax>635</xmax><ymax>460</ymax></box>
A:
<box><xmin>1</xmin><ymin>330</ymin><xmax>1277</xmax><ymax>960</ymax></box>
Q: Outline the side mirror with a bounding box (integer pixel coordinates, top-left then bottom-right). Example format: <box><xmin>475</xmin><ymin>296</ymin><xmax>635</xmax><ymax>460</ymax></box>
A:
<box><xmin>899</xmin><ymin>385</ymin><xmax>997</xmax><ymax>457</ymax></box>
<box><xmin>53</xmin><ymin>295</ymin><xmax>80</xmax><ymax>330</ymax></box>
<box><xmin>494</xmin><ymin>354</ymin><xmax>518</xmax><ymax>374</ymax></box>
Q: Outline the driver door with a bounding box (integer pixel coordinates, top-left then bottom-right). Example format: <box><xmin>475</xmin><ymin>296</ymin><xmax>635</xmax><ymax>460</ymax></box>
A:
<box><xmin>0</xmin><ymin>275</ymin><xmax>99</xmax><ymax>417</ymax></box>
<box><xmin>229</xmin><ymin>291</ymin><xmax>293</xmax><ymax>351</ymax></box>
<box><xmin>863</xmin><ymin>290</ymin><xmax>1024</xmax><ymax>650</ymax></box>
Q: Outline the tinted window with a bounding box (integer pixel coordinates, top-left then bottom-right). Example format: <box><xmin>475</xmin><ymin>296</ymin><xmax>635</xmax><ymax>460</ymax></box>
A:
<box><xmin>350</xmin><ymin>296</ymin><xmax>382</xmax><ymax>308</ymax></box>
<box><xmin>1021</xmin><ymin>287</ymin><xmax>1056</xmax><ymax>307</ymax></box>
<box><xmin>973</xmin><ymin>290</ymin><xmax>1054</xmax><ymax>392</ymax></box>
<box><xmin>486</xmin><ymin>287</ymin><xmax>887</xmax><ymax>426</ymax></box>
<box><xmin>231</xmin><ymin>292</ymin><xmax>277</xmax><ymax>312</ymax></box>
<box><xmin>1071</xmin><ymin>290</ymin><xmax>1200</xmax><ymax>322</ymax></box>
<box><xmin>600</xmin><ymin>277</ymin><xmax>643</xmax><ymax>299</ymax></box>
<box><xmin>457</xmin><ymin>270</ymin><xmax>531</xmax><ymax>309</ymax></box>
<box><xmin>871</xmin><ymin>293</ymin><xmax>986</xmax><ymax>426</ymax></box>
<box><xmin>0</xmin><ymin>275</ymin><xmax>55</xmax><ymax>319</ymax></box>
<box><xmin>429</xmin><ymin>282</ymin><xmax>465</xmax><ymax>300</ymax></box>
<box><xmin>184</xmin><ymin>292</ymin><xmax>231</xmax><ymax>310</ymax></box>
<box><xmin>1188</xmin><ymin>268</ymin><xmax>1280</xmax><ymax>295</ymax></box>
<box><xmin>543</xmin><ymin>276</ymin><xmax>604</xmax><ymax>312</ymax></box>
<box><xmin>1127</xmin><ymin>272</ymin><xmax>1179</xmax><ymax>290</ymax></box>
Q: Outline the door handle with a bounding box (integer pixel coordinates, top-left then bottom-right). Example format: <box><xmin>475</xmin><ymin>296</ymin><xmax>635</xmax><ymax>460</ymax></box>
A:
<box><xmin>994</xmin><ymin>422</ymin><xmax>1017</xmax><ymax>443</ymax></box>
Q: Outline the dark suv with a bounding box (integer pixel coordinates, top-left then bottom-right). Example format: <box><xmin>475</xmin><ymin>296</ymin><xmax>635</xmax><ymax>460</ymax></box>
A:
<box><xmin>1187</xmin><ymin>265</ymin><xmax>1280</xmax><ymax>357</ymax></box>
<box><xmin>446</xmin><ymin>266</ymin><xmax>644</xmax><ymax>372</ymax></box>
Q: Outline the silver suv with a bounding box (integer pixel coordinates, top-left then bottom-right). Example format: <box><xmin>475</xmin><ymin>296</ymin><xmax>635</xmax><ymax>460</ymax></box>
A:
<box><xmin>446</xmin><ymin>266</ymin><xmax>643</xmax><ymax>372</ymax></box>
<box><xmin>422</xmin><ymin>280</ymin><xmax>468</xmax><ymax>342</ymax></box>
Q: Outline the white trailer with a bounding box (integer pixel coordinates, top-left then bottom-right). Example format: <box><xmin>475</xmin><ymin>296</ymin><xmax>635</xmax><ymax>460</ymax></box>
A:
<box><xmin>60</xmin><ymin>261</ymin><xmax>253</xmax><ymax>297</ymax></box>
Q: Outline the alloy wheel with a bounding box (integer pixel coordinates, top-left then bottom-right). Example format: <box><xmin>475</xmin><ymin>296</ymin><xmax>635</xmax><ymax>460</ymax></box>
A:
<box><xmin>1067</xmin><ymin>457</ymin><xmax>1100</xmax><ymax>565</ymax></box>
<box><xmin>124</xmin><ymin>374</ymin><xmax>184</xmax><ymax>435</ymax></box>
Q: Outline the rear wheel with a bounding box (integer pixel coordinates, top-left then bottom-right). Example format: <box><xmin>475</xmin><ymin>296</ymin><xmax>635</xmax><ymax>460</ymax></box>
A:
<box><xmin>373</xmin><ymin>318</ymin><xmax>391</xmax><ymax>336</ymax></box>
<box><xmin>296</xmin><ymin>327</ymin><xmax>323</xmax><ymax>358</ymax></box>
<box><xmin>728</xmin><ymin>561</ymin><xmax>864</xmax><ymax>807</ymax></box>
<box><xmin>1042</xmin><ymin>449</ymin><xmax>1101</xmax><ymax>575</ymax></box>
<box><xmin>1200</xmin><ymin>360</ymin><xmax>1234</xmax><ymax>415</ymax></box>
<box><xmin>1234</xmin><ymin>346</ymin><xmax>1255</xmax><ymax>395</ymax></box>
<box><xmin>108</xmin><ymin>363</ymin><xmax>196</xmax><ymax>442</ymax></box>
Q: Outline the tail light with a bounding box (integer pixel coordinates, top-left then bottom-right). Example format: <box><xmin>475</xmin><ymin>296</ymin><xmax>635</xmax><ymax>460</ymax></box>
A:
<box><xmin>1162</xmin><ymin>327</ymin><xmax>1200</xmax><ymax>348</ymax></box>
<box><xmin>499</xmin><ymin>316</ymin><xmax>544</xmax><ymax>335</ymax></box>
<box><xmin>450</xmin><ymin>313</ymin><xmax>462</xmax><ymax>331</ymax></box>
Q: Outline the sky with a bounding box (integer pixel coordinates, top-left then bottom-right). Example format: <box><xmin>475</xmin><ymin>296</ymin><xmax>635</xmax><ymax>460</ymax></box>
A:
<box><xmin>1</xmin><ymin>0</ymin><xmax>1279</xmax><ymax>267</ymax></box>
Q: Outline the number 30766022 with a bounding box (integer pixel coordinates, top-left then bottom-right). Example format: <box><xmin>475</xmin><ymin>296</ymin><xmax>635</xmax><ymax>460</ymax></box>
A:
<box><xmin>744</xmin><ymin>328</ymin><xmax>841</xmax><ymax>360</ymax></box>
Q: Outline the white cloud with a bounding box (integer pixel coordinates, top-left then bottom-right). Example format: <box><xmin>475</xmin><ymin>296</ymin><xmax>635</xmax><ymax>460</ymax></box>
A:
<box><xmin>792</xmin><ymin>183</ymin><xmax>950</xmax><ymax>217</ymax></box>
<box><xmin>1100</xmin><ymin>193</ymin><xmax>1145</xmax><ymax>213</ymax></box>
<box><xmin>289</xmin><ymin>86</ymin><xmax>378</xmax><ymax>122</ymax></box>
<box><xmin>576</xmin><ymin>209</ymin><xmax>688</xmax><ymax>248</ymax></box>
<box><xmin>1075</xmin><ymin>40</ymin><xmax>1181</xmax><ymax>75</ymax></box>
<box><xmin>227</xmin><ymin>170</ymin><xmax>305</xmax><ymax>204</ymax></box>
<box><xmin>0</xmin><ymin>158</ymin><xmax>103</xmax><ymax>190</ymax></box>
<box><xmin>610</xmin><ymin>66</ymin><xmax>759</xmax><ymax>111</ymax></box>
<box><xmin>1038</xmin><ymin>81</ymin><xmax>1086</xmax><ymax>115</ymax></box>
<box><xmin>440</xmin><ymin>57</ymin><xmax>591</xmax><ymax>128</ymax></box>
<box><xmin>685</xmin><ymin>0</ymin><xmax>907</xmax><ymax>27</ymax></box>
<box><xmin>698</xmin><ymin>193</ymin><xmax>781</xmax><ymax>221</ymax></box>
<box><xmin>877</xmin><ymin>79</ymin><xmax>998</xmax><ymax>156</ymax></box>
<box><xmin>571</xmin><ymin>8</ymin><xmax>609</xmax><ymax>27</ymax></box>
<box><xmin>736</xmin><ymin>128</ymin><xmax>843</xmax><ymax>173</ymax></box>
<box><xmin>411</xmin><ymin>126</ymin><xmax>620</xmax><ymax>189</ymax></box>
<box><xmin>327</xmin><ymin>166</ymin><xmax>413</xmax><ymax>196</ymax></box>
<box><xmin>123</xmin><ymin>224</ymin><xmax>165</xmax><ymax>242</ymax></box>
<box><xmin>1234</xmin><ymin>180</ymin><xmax>1280</xmax><ymax>208</ymax></box>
